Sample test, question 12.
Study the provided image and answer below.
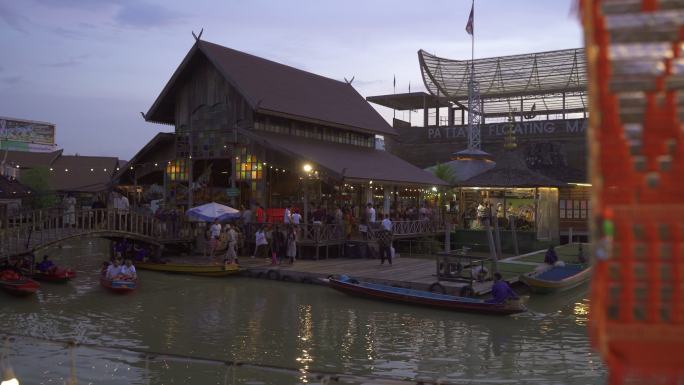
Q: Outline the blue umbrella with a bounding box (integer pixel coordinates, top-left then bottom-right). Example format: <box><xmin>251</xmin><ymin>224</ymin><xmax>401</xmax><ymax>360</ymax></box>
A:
<box><xmin>186</xmin><ymin>202</ymin><xmax>240</xmax><ymax>222</ymax></box>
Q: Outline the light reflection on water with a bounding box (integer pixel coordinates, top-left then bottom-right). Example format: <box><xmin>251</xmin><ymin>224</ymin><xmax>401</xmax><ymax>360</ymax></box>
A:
<box><xmin>0</xmin><ymin>239</ymin><xmax>605</xmax><ymax>384</ymax></box>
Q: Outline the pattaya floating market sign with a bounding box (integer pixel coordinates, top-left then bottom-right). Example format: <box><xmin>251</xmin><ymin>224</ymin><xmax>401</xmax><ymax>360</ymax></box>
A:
<box><xmin>426</xmin><ymin>118</ymin><xmax>587</xmax><ymax>141</ymax></box>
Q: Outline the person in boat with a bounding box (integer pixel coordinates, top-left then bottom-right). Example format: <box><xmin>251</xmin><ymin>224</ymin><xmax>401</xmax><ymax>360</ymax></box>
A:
<box><xmin>37</xmin><ymin>255</ymin><xmax>57</xmax><ymax>273</ymax></box>
<box><xmin>120</xmin><ymin>259</ymin><xmax>137</xmax><ymax>280</ymax></box>
<box><xmin>472</xmin><ymin>263</ymin><xmax>488</xmax><ymax>282</ymax></box>
<box><xmin>133</xmin><ymin>244</ymin><xmax>148</xmax><ymax>262</ymax></box>
<box><xmin>544</xmin><ymin>245</ymin><xmax>559</xmax><ymax>265</ymax></box>
<box><xmin>105</xmin><ymin>258</ymin><xmax>123</xmax><ymax>280</ymax></box>
<box><xmin>487</xmin><ymin>273</ymin><xmax>519</xmax><ymax>304</ymax></box>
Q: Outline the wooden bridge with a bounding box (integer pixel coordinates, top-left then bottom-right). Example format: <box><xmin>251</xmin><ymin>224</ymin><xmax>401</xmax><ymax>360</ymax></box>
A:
<box><xmin>0</xmin><ymin>208</ymin><xmax>192</xmax><ymax>258</ymax></box>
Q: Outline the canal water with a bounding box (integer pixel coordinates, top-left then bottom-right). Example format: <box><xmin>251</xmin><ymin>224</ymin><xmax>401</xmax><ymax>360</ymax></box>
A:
<box><xmin>0</xmin><ymin>239</ymin><xmax>605</xmax><ymax>385</ymax></box>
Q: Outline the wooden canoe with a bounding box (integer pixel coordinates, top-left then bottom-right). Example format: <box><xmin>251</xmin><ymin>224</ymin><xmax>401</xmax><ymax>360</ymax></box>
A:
<box><xmin>32</xmin><ymin>268</ymin><xmax>76</xmax><ymax>283</ymax></box>
<box><xmin>134</xmin><ymin>262</ymin><xmax>241</xmax><ymax>277</ymax></box>
<box><xmin>519</xmin><ymin>264</ymin><xmax>591</xmax><ymax>294</ymax></box>
<box><xmin>0</xmin><ymin>277</ymin><xmax>41</xmax><ymax>296</ymax></box>
<box><xmin>328</xmin><ymin>276</ymin><xmax>526</xmax><ymax>316</ymax></box>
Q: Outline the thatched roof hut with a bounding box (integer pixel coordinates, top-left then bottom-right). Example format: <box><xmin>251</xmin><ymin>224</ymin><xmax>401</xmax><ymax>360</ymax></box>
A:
<box><xmin>456</xmin><ymin>150</ymin><xmax>563</xmax><ymax>187</ymax></box>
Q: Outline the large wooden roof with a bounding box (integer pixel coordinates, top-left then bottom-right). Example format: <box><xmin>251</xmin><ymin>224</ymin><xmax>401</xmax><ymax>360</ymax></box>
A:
<box><xmin>146</xmin><ymin>40</ymin><xmax>396</xmax><ymax>136</ymax></box>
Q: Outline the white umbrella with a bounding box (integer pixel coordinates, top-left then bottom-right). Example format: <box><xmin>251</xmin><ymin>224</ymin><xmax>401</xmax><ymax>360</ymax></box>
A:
<box><xmin>186</xmin><ymin>202</ymin><xmax>240</xmax><ymax>222</ymax></box>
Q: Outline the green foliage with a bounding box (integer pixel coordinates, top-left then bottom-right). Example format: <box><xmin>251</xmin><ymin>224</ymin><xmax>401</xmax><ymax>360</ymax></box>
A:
<box><xmin>431</xmin><ymin>163</ymin><xmax>456</xmax><ymax>185</ymax></box>
<box><xmin>19</xmin><ymin>166</ymin><xmax>57</xmax><ymax>209</ymax></box>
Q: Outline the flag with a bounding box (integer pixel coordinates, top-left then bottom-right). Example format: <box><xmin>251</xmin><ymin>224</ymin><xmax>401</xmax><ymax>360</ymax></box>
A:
<box><xmin>465</xmin><ymin>4</ymin><xmax>474</xmax><ymax>35</ymax></box>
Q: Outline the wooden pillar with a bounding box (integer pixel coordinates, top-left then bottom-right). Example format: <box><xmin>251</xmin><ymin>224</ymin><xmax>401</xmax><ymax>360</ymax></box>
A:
<box><xmin>423</xmin><ymin>94</ymin><xmax>429</xmax><ymax>127</ymax></box>
<box><xmin>448</xmin><ymin>107</ymin><xmax>455</xmax><ymax>126</ymax></box>
<box><xmin>461</xmin><ymin>107</ymin><xmax>465</xmax><ymax>125</ymax></box>
<box><xmin>383</xmin><ymin>186</ymin><xmax>391</xmax><ymax>217</ymax></box>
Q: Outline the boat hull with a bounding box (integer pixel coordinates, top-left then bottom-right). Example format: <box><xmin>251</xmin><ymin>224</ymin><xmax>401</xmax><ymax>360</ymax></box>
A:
<box><xmin>135</xmin><ymin>262</ymin><xmax>241</xmax><ymax>277</ymax></box>
<box><xmin>100</xmin><ymin>277</ymin><xmax>137</xmax><ymax>293</ymax></box>
<box><xmin>32</xmin><ymin>268</ymin><xmax>76</xmax><ymax>283</ymax></box>
<box><xmin>329</xmin><ymin>278</ymin><xmax>526</xmax><ymax>316</ymax></box>
<box><xmin>519</xmin><ymin>264</ymin><xmax>592</xmax><ymax>294</ymax></box>
<box><xmin>0</xmin><ymin>278</ymin><xmax>41</xmax><ymax>296</ymax></box>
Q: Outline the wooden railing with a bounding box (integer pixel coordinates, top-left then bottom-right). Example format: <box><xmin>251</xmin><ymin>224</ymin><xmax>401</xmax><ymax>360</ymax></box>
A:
<box><xmin>0</xmin><ymin>208</ymin><xmax>192</xmax><ymax>257</ymax></box>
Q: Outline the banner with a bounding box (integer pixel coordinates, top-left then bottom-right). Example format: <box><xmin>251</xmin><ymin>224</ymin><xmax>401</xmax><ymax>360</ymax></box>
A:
<box><xmin>0</xmin><ymin>117</ymin><xmax>56</xmax><ymax>145</ymax></box>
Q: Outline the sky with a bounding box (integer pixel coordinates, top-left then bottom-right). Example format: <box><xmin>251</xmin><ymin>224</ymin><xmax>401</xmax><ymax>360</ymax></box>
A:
<box><xmin>0</xmin><ymin>0</ymin><xmax>583</xmax><ymax>160</ymax></box>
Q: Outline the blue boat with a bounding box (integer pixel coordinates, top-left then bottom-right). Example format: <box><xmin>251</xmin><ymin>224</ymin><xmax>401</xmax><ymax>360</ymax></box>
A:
<box><xmin>519</xmin><ymin>264</ymin><xmax>591</xmax><ymax>294</ymax></box>
<box><xmin>328</xmin><ymin>276</ymin><xmax>526</xmax><ymax>316</ymax></box>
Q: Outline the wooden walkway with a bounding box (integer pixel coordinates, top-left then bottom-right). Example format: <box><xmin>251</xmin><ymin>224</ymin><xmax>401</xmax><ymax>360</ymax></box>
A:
<box><xmin>241</xmin><ymin>257</ymin><xmax>496</xmax><ymax>296</ymax></box>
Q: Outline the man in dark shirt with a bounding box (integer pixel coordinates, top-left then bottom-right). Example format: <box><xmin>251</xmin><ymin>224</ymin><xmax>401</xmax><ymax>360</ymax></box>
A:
<box><xmin>487</xmin><ymin>273</ymin><xmax>518</xmax><ymax>303</ymax></box>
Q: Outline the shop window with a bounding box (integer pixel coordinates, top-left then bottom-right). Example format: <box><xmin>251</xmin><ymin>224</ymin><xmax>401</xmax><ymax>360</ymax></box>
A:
<box><xmin>166</xmin><ymin>159</ymin><xmax>188</xmax><ymax>181</ymax></box>
<box><xmin>560</xmin><ymin>199</ymin><xmax>590</xmax><ymax>219</ymax></box>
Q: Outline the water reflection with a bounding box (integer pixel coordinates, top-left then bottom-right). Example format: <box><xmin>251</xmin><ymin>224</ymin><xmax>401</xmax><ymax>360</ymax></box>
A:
<box><xmin>0</xmin><ymin>239</ymin><xmax>605</xmax><ymax>385</ymax></box>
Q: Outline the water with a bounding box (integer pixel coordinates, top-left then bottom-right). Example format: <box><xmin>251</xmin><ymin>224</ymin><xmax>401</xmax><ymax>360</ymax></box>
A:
<box><xmin>0</xmin><ymin>239</ymin><xmax>605</xmax><ymax>384</ymax></box>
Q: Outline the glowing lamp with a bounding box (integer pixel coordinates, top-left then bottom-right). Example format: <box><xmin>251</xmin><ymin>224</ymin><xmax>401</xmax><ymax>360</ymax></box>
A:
<box><xmin>431</xmin><ymin>186</ymin><xmax>437</xmax><ymax>192</ymax></box>
<box><xmin>303</xmin><ymin>164</ymin><xmax>312</xmax><ymax>173</ymax></box>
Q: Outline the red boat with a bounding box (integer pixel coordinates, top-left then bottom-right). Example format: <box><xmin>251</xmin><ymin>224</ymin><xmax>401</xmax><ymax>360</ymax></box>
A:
<box><xmin>32</xmin><ymin>268</ymin><xmax>76</xmax><ymax>283</ymax></box>
<box><xmin>0</xmin><ymin>270</ymin><xmax>40</xmax><ymax>296</ymax></box>
<box><xmin>100</xmin><ymin>274</ymin><xmax>137</xmax><ymax>294</ymax></box>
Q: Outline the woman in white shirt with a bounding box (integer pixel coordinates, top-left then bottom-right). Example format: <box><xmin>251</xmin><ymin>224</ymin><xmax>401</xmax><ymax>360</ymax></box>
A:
<box><xmin>254</xmin><ymin>226</ymin><xmax>268</xmax><ymax>259</ymax></box>
<box><xmin>209</xmin><ymin>220</ymin><xmax>222</xmax><ymax>260</ymax></box>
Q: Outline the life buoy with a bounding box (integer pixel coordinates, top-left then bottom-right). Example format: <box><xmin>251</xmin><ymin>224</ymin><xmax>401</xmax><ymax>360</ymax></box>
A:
<box><xmin>266</xmin><ymin>270</ymin><xmax>280</xmax><ymax>280</ymax></box>
<box><xmin>428</xmin><ymin>282</ymin><xmax>446</xmax><ymax>294</ymax></box>
<box><xmin>459</xmin><ymin>285</ymin><xmax>475</xmax><ymax>297</ymax></box>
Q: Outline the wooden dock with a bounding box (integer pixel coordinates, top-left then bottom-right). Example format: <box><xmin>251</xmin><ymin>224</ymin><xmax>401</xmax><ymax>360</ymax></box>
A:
<box><xmin>241</xmin><ymin>257</ymin><xmax>497</xmax><ymax>296</ymax></box>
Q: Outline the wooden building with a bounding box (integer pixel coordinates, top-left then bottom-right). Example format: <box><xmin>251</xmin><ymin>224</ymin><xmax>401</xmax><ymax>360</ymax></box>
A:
<box><xmin>140</xmin><ymin>39</ymin><xmax>446</xmax><ymax>217</ymax></box>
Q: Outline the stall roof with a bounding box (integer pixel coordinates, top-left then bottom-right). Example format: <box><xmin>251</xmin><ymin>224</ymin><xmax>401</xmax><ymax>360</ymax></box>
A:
<box><xmin>114</xmin><ymin>132</ymin><xmax>175</xmax><ymax>183</ymax></box>
<box><xmin>0</xmin><ymin>175</ymin><xmax>32</xmax><ymax>199</ymax></box>
<box><xmin>48</xmin><ymin>155</ymin><xmax>119</xmax><ymax>192</ymax></box>
<box><xmin>1</xmin><ymin>149</ymin><xmax>63</xmax><ymax>168</ymax></box>
<box><xmin>456</xmin><ymin>150</ymin><xmax>563</xmax><ymax>187</ymax></box>
<box><xmin>244</xmin><ymin>131</ymin><xmax>448</xmax><ymax>186</ymax></box>
<box><xmin>366</xmin><ymin>92</ymin><xmax>452</xmax><ymax>111</ymax></box>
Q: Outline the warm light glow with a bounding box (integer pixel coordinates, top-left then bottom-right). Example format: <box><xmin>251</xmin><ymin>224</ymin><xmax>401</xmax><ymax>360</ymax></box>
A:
<box><xmin>569</xmin><ymin>182</ymin><xmax>592</xmax><ymax>187</ymax></box>
<box><xmin>90</xmin><ymin>168</ymin><xmax>94</xmax><ymax>172</ymax></box>
<box><xmin>1</xmin><ymin>378</ymin><xmax>19</xmax><ymax>385</ymax></box>
<box><xmin>431</xmin><ymin>186</ymin><xmax>437</xmax><ymax>192</ymax></box>
<box><xmin>369</xmin><ymin>180</ymin><xmax>373</xmax><ymax>185</ymax></box>
<box><xmin>303</xmin><ymin>164</ymin><xmax>312</xmax><ymax>173</ymax></box>
<box><xmin>14</xmin><ymin>165</ymin><xmax>19</xmax><ymax>168</ymax></box>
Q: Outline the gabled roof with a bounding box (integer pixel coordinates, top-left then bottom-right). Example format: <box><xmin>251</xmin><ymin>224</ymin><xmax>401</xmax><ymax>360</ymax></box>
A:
<box><xmin>145</xmin><ymin>40</ymin><xmax>396</xmax><ymax>136</ymax></box>
<box><xmin>0</xmin><ymin>149</ymin><xmax>63</xmax><ymax>168</ymax></box>
<box><xmin>113</xmin><ymin>132</ymin><xmax>175</xmax><ymax>183</ymax></box>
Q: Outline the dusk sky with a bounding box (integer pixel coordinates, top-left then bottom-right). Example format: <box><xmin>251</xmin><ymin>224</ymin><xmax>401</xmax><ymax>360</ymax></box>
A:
<box><xmin>0</xmin><ymin>0</ymin><xmax>582</xmax><ymax>160</ymax></box>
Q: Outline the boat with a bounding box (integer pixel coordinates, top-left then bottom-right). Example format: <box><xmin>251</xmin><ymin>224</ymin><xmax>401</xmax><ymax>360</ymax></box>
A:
<box><xmin>31</xmin><ymin>268</ymin><xmax>76</xmax><ymax>283</ymax></box>
<box><xmin>519</xmin><ymin>263</ymin><xmax>591</xmax><ymax>294</ymax></box>
<box><xmin>328</xmin><ymin>276</ymin><xmax>526</xmax><ymax>316</ymax></box>
<box><xmin>0</xmin><ymin>270</ymin><xmax>40</xmax><ymax>296</ymax></box>
<box><xmin>135</xmin><ymin>261</ymin><xmax>241</xmax><ymax>277</ymax></box>
<box><xmin>100</xmin><ymin>274</ymin><xmax>137</xmax><ymax>294</ymax></box>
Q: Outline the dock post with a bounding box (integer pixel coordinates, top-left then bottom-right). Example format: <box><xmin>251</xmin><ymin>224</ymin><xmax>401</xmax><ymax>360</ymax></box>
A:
<box><xmin>510</xmin><ymin>215</ymin><xmax>519</xmax><ymax>256</ymax></box>
<box><xmin>486</xmin><ymin>221</ymin><xmax>499</xmax><ymax>273</ymax></box>
<box><xmin>444</xmin><ymin>219</ymin><xmax>451</xmax><ymax>253</ymax></box>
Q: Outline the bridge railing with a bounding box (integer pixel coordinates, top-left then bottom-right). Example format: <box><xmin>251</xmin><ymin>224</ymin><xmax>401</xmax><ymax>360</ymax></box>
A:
<box><xmin>0</xmin><ymin>208</ymin><xmax>192</xmax><ymax>257</ymax></box>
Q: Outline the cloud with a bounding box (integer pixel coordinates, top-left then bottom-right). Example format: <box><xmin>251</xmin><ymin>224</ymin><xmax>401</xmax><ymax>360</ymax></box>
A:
<box><xmin>0</xmin><ymin>2</ymin><xmax>31</xmax><ymax>33</ymax></box>
<box><xmin>45</xmin><ymin>54</ymin><xmax>90</xmax><ymax>68</ymax></box>
<box><xmin>113</xmin><ymin>2</ymin><xmax>182</xmax><ymax>28</ymax></box>
<box><xmin>2</xmin><ymin>76</ymin><xmax>24</xmax><ymax>86</ymax></box>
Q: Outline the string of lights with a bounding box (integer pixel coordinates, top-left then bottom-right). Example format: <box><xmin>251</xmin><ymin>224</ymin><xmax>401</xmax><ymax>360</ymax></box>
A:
<box><xmin>1</xmin><ymin>333</ymin><xmax>470</xmax><ymax>385</ymax></box>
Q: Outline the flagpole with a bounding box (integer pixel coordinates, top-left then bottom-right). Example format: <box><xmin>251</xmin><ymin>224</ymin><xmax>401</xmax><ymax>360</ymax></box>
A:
<box><xmin>393</xmin><ymin>74</ymin><xmax>396</xmax><ymax>120</ymax></box>
<box><xmin>408</xmin><ymin>81</ymin><xmax>412</xmax><ymax>126</ymax></box>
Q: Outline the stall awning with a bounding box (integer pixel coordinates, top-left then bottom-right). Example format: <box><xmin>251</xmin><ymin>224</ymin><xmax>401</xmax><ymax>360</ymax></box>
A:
<box><xmin>246</xmin><ymin>132</ymin><xmax>448</xmax><ymax>186</ymax></box>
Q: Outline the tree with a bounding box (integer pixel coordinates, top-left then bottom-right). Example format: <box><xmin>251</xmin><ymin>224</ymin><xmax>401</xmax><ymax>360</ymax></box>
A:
<box><xmin>431</xmin><ymin>163</ymin><xmax>456</xmax><ymax>185</ymax></box>
<box><xmin>19</xmin><ymin>166</ymin><xmax>58</xmax><ymax>209</ymax></box>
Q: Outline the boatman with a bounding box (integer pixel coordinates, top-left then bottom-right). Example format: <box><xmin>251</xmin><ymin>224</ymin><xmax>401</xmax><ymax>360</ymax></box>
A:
<box><xmin>37</xmin><ymin>255</ymin><xmax>56</xmax><ymax>273</ymax></box>
<box><xmin>487</xmin><ymin>273</ymin><xmax>519</xmax><ymax>303</ymax></box>
<box><xmin>544</xmin><ymin>245</ymin><xmax>559</xmax><ymax>265</ymax></box>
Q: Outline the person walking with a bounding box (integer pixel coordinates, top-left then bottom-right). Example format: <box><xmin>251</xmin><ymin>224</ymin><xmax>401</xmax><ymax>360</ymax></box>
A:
<box><xmin>283</xmin><ymin>205</ymin><xmax>292</xmax><ymax>225</ymax></box>
<box><xmin>254</xmin><ymin>226</ymin><xmax>268</xmax><ymax>260</ymax></box>
<box><xmin>272</xmin><ymin>225</ymin><xmax>286</xmax><ymax>265</ymax></box>
<box><xmin>286</xmin><ymin>225</ymin><xmax>298</xmax><ymax>264</ymax></box>
<box><xmin>377</xmin><ymin>225</ymin><xmax>393</xmax><ymax>265</ymax></box>
<box><xmin>224</xmin><ymin>224</ymin><xmax>238</xmax><ymax>264</ymax></box>
<box><xmin>208</xmin><ymin>219</ymin><xmax>222</xmax><ymax>261</ymax></box>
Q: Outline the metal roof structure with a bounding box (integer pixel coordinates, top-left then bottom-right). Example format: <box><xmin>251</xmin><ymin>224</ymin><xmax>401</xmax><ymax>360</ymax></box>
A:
<box><xmin>418</xmin><ymin>48</ymin><xmax>587</xmax><ymax>118</ymax></box>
